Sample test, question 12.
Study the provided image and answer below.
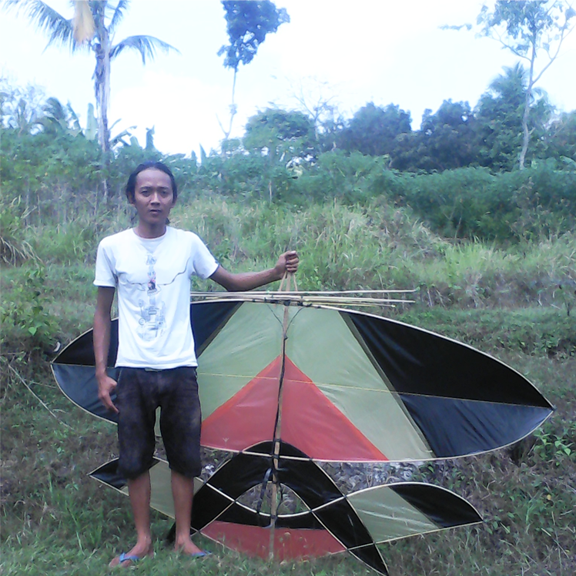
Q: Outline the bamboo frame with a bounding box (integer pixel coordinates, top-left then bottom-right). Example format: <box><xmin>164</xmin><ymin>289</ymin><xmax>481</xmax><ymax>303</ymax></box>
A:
<box><xmin>191</xmin><ymin>290</ymin><xmax>415</xmax><ymax>308</ymax></box>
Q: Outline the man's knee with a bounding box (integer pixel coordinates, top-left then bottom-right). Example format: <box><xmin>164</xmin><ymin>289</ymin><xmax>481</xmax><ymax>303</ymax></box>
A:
<box><xmin>119</xmin><ymin>454</ymin><xmax>154</xmax><ymax>480</ymax></box>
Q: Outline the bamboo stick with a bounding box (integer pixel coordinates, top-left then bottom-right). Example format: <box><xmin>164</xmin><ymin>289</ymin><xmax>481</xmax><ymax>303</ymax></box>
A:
<box><xmin>191</xmin><ymin>292</ymin><xmax>414</xmax><ymax>307</ymax></box>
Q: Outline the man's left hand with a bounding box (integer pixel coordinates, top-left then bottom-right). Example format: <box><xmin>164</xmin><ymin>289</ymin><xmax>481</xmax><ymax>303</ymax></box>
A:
<box><xmin>275</xmin><ymin>251</ymin><xmax>299</xmax><ymax>277</ymax></box>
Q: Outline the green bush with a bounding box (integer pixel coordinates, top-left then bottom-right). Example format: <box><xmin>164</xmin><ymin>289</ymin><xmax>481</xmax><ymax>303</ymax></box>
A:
<box><xmin>386</xmin><ymin>165</ymin><xmax>576</xmax><ymax>242</ymax></box>
<box><xmin>0</xmin><ymin>264</ymin><xmax>59</xmax><ymax>353</ymax></box>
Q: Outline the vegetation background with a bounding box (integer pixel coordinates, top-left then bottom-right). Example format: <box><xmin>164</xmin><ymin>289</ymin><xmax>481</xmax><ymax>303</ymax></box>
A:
<box><xmin>1</xmin><ymin>1</ymin><xmax>576</xmax><ymax>574</ymax></box>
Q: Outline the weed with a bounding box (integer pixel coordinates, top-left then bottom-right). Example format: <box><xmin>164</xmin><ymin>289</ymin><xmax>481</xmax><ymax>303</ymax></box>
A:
<box><xmin>0</xmin><ymin>264</ymin><xmax>59</xmax><ymax>352</ymax></box>
<box><xmin>0</xmin><ymin>197</ymin><xmax>38</xmax><ymax>265</ymax></box>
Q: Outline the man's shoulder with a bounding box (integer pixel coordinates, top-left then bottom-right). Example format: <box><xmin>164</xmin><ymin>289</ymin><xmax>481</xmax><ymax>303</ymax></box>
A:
<box><xmin>98</xmin><ymin>228</ymin><xmax>134</xmax><ymax>247</ymax></box>
<box><xmin>167</xmin><ymin>227</ymin><xmax>203</xmax><ymax>244</ymax></box>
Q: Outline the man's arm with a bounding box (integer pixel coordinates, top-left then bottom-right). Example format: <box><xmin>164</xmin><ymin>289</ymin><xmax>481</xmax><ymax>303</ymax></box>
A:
<box><xmin>210</xmin><ymin>250</ymin><xmax>299</xmax><ymax>292</ymax></box>
<box><xmin>93</xmin><ymin>286</ymin><xmax>119</xmax><ymax>413</ymax></box>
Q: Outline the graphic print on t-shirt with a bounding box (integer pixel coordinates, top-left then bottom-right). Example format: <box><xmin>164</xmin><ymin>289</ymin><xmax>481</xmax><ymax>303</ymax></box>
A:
<box><xmin>137</xmin><ymin>254</ymin><xmax>166</xmax><ymax>341</ymax></box>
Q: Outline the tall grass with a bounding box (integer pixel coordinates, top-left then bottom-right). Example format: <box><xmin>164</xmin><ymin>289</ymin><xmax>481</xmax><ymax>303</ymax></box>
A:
<box><xmin>172</xmin><ymin>196</ymin><xmax>576</xmax><ymax>307</ymax></box>
<box><xmin>2</xmin><ymin>195</ymin><xmax>575</xmax><ymax>352</ymax></box>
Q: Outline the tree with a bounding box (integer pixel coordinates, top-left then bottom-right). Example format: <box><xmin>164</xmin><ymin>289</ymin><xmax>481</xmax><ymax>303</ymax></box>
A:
<box><xmin>389</xmin><ymin>101</ymin><xmax>476</xmax><ymax>172</ymax></box>
<box><xmin>475</xmin><ymin>63</ymin><xmax>552</xmax><ymax>170</ymax></box>
<box><xmin>243</xmin><ymin>108</ymin><xmax>314</xmax><ymax>200</ymax></box>
<box><xmin>38</xmin><ymin>96</ymin><xmax>83</xmax><ymax>137</ymax></box>
<box><xmin>547</xmin><ymin>110</ymin><xmax>576</xmax><ymax>164</ymax></box>
<box><xmin>0</xmin><ymin>79</ymin><xmax>46</xmax><ymax>135</ymax></box>
<box><xmin>289</xmin><ymin>77</ymin><xmax>343</xmax><ymax>150</ymax></box>
<box><xmin>338</xmin><ymin>102</ymin><xmax>412</xmax><ymax>159</ymax></box>
<box><xmin>477</xmin><ymin>0</ymin><xmax>575</xmax><ymax>169</ymax></box>
<box><xmin>244</xmin><ymin>108</ymin><xmax>315</xmax><ymax>152</ymax></box>
<box><xmin>418</xmin><ymin>100</ymin><xmax>478</xmax><ymax>171</ymax></box>
<box><xmin>3</xmin><ymin>0</ymin><xmax>177</xmax><ymax>154</ymax></box>
<box><xmin>218</xmin><ymin>0</ymin><xmax>289</xmax><ymax>139</ymax></box>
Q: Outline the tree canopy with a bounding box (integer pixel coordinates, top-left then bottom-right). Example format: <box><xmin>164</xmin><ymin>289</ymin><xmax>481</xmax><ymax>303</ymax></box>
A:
<box><xmin>477</xmin><ymin>0</ymin><xmax>576</xmax><ymax>168</ymax></box>
<box><xmin>338</xmin><ymin>103</ymin><xmax>412</xmax><ymax>158</ymax></box>
<box><xmin>2</xmin><ymin>75</ymin><xmax>576</xmax><ymax>245</ymax></box>
<box><xmin>218</xmin><ymin>0</ymin><xmax>289</xmax><ymax>72</ymax></box>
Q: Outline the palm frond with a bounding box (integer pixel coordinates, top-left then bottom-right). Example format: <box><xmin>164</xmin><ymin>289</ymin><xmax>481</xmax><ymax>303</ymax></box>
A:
<box><xmin>38</xmin><ymin>97</ymin><xmax>82</xmax><ymax>136</ymax></box>
<box><xmin>3</xmin><ymin>0</ymin><xmax>80</xmax><ymax>51</ymax></box>
<box><xmin>110</xmin><ymin>35</ymin><xmax>179</xmax><ymax>63</ymax></box>
<box><xmin>108</xmin><ymin>0</ymin><xmax>131</xmax><ymax>35</ymax></box>
<box><xmin>66</xmin><ymin>103</ymin><xmax>82</xmax><ymax>132</ymax></box>
<box><xmin>73</xmin><ymin>0</ymin><xmax>94</xmax><ymax>44</ymax></box>
<box><xmin>43</xmin><ymin>96</ymin><xmax>67</xmax><ymax>121</ymax></box>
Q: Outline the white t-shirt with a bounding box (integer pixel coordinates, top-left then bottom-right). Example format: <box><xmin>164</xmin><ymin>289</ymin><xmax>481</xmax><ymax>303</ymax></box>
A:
<box><xmin>94</xmin><ymin>227</ymin><xmax>219</xmax><ymax>368</ymax></box>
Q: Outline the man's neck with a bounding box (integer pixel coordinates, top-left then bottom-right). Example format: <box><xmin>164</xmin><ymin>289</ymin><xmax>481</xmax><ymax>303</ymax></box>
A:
<box><xmin>134</xmin><ymin>222</ymin><xmax>167</xmax><ymax>239</ymax></box>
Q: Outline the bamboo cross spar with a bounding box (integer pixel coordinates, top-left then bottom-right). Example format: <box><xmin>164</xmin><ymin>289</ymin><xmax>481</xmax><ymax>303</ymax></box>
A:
<box><xmin>191</xmin><ymin>287</ymin><xmax>417</xmax><ymax>308</ymax></box>
<box><xmin>259</xmin><ymin>274</ymin><xmax>418</xmax><ymax>559</ymax></box>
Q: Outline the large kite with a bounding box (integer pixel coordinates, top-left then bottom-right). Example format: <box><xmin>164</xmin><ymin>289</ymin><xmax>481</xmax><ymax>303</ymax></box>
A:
<box><xmin>52</xmin><ymin>293</ymin><xmax>553</xmax><ymax>575</ymax></box>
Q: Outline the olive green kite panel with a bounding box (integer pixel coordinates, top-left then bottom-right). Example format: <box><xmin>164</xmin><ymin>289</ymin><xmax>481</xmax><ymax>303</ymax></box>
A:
<box><xmin>111</xmin><ymin>460</ymin><xmax>206</xmax><ymax>520</ymax></box>
<box><xmin>320</xmin><ymin>386</ymin><xmax>433</xmax><ymax>460</ymax></box>
<box><xmin>285</xmin><ymin>306</ymin><xmax>433</xmax><ymax>460</ymax></box>
<box><xmin>198</xmin><ymin>302</ymin><xmax>286</xmax><ymax>418</ymax></box>
<box><xmin>347</xmin><ymin>487</ymin><xmax>438</xmax><ymax>542</ymax></box>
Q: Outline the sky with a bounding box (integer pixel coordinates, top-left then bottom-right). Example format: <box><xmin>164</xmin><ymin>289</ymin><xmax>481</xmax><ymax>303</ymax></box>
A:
<box><xmin>1</xmin><ymin>0</ymin><xmax>575</xmax><ymax>156</ymax></box>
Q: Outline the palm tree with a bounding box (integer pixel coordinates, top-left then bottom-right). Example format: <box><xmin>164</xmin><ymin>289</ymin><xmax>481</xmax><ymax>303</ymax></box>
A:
<box><xmin>39</xmin><ymin>96</ymin><xmax>83</xmax><ymax>137</ymax></box>
<box><xmin>3</xmin><ymin>0</ymin><xmax>178</xmax><ymax>153</ymax></box>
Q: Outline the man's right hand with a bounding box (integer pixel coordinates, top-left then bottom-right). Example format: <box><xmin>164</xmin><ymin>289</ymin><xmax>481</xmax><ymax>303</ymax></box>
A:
<box><xmin>97</xmin><ymin>373</ymin><xmax>119</xmax><ymax>414</ymax></box>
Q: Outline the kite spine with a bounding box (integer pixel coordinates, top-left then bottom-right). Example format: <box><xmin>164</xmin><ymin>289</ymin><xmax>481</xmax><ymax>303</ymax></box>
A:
<box><xmin>268</xmin><ymin>273</ymin><xmax>295</xmax><ymax>558</ymax></box>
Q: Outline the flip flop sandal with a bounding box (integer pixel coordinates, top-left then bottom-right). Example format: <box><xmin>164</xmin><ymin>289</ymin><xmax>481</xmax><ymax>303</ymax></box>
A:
<box><xmin>110</xmin><ymin>551</ymin><xmax>154</xmax><ymax>568</ymax></box>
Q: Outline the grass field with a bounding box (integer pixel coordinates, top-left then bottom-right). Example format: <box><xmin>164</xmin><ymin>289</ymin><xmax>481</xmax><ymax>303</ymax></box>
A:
<box><xmin>1</xmin><ymin>200</ymin><xmax>575</xmax><ymax>575</ymax></box>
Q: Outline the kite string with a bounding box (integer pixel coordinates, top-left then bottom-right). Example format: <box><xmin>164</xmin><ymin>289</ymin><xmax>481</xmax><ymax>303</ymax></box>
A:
<box><xmin>278</xmin><ymin>271</ymin><xmax>298</xmax><ymax>293</ymax></box>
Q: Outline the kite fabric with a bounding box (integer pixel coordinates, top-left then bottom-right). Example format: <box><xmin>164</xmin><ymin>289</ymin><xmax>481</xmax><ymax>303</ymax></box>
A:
<box><xmin>90</xmin><ymin>441</ymin><xmax>482</xmax><ymax>576</ymax></box>
<box><xmin>52</xmin><ymin>298</ymin><xmax>553</xmax><ymax>573</ymax></box>
<box><xmin>53</xmin><ymin>299</ymin><xmax>554</xmax><ymax>462</ymax></box>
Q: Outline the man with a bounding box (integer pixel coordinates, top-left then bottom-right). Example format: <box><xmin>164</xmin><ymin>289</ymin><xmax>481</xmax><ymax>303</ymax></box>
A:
<box><xmin>93</xmin><ymin>161</ymin><xmax>299</xmax><ymax>567</ymax></box>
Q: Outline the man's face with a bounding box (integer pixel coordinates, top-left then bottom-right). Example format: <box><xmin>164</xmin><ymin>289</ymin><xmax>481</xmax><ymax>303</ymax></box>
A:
<box><xmin>131</xmin><ymin>168</ymin><xmax>176</xmax><ymax>228</ymax></box>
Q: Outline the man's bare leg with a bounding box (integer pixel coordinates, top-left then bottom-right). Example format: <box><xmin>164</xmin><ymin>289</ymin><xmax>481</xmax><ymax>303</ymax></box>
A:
<box><xmin>171</xmin><ymin>470</ymin><xmax>204</xmax><ymax>555</ymax></box>
<box><xmin>109</xmin><ymin>472</ymin><xmax>154</xmax><ymax>566</ymax></box>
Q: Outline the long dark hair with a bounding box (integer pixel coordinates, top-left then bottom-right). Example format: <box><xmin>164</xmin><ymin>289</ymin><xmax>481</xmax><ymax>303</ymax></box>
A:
<box><xmin>125</xmin><ymin>161</ymin><xmax>178</xmax><ymax>202</ymax></box>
